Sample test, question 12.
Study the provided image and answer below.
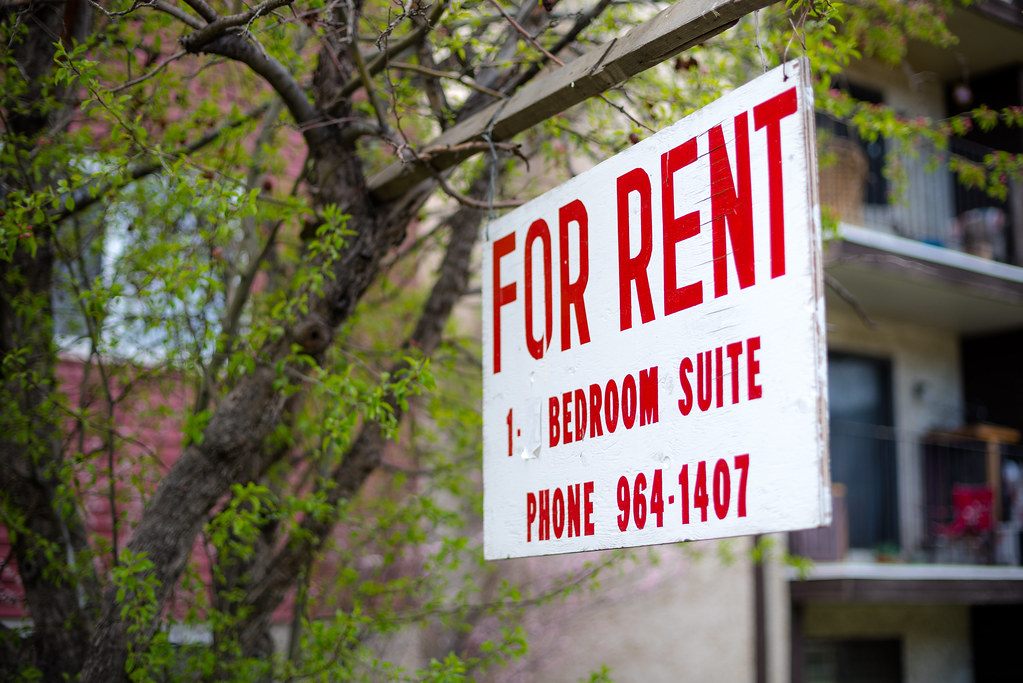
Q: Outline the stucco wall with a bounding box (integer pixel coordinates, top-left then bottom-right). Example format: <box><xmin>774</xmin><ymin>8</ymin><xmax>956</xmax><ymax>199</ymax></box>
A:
<box><xmin>520</xmin><ymin>540</ymin><xmax>757</xmax><ymax>682</ymax></box>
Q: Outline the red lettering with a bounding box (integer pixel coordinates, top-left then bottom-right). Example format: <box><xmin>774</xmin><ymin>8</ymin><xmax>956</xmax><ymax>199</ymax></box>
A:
<box><xmin>574</xmin><ymin>388</ymin><xmax>587</xmax><ymax>442</ymax></box>
<box><xmin>538</xmin><ymin>488</ymin><xmax>550</xmax><ymax>541</ymax></box>
<box><xmin>715</xmin><ymin>345</ymin><xmax>724</xmax><ymax>409</ymax></box>
<box><xmin>552</xmin><ymin>487</ymin><xmax>566</xmax><ymax>539</ymax></box>
<box><xmin>604</xmin><ymin>380</ymin><xmax>619</xmax><ymax>433</ymax></box>
<box><xmin>562</xmin><ymin>391</ymin><xmax>573</xmax><ymax>445</ymax></box>
<box><xmin>622</xmin><ymin>374</ymin><xmax>638</xmax><ymax>429</ymax></box>
<box><xmin>680</xmin><ymin>336</ymin><xmax>764</xmax><ymax>414</ymax></box>
<box><xmin>680</xmin><ymin>456</ymin><xmax>751</xmax><ymax>523</ymax></box>
<box><xmin>559</xmin><ymin>199</ymin><xmax>591</xmax><ymax>351</ymax></box>
<box><xmin>526</xmin><ymin>492</ymin><xmax>537</xmax><ymax>542</ymax></box>
<box><xmin>548</xmin><ymin>396</ymin><xmax>561</xmax><ymax>447</ymax></box>
<box><xmin>492</xmin><ymin>233</ymin><xmax>517</xmax><ymax>373</ymax></box>
<box><xmin>697</xmin><ymin>351</ymin><xmax>712</xmax><ymax>411</ymax></box>
<box><xmin>735</xmin><ymin>454</ymin><xmax>750</xmax><ymax>517</ymax></box>
<box><xmin>639</xmin><ymin>366</ymin><xmax>659</xmax><ymax>426</ymax></box>
<box><xmin>589</xmin><ymin>383</ymin><xmax>603</xmax><ymax>438</ymax></box>
<box><xmin>531</xmin><ymin>483</ymin><xmax>591</xmax><ymax>541</ymax></box>
<box><xmin>727</xmin><ymin>341</ymin><xmax>743</xmax><ymax>404</ymax></box>
<box><xmin>661</xmin><ymin>138</ymin><xmax>703</xmax><ymax>316</ymax></box>
<box><xmin>747</xmin><ymin>336</ymin><xmax>762</xmax><ymax>400</ymax></box>
<box><xmin>584</xmin><ymin>481</ymin><xmax>595</xmax><ymax>536</ymax></box>
<box><xmin>617</xmin><ymin>168</ymin><xmax>655</xmax><ymax>331</ymax></box>
<box><xmin>714</xmin><ymin>458</ymin><xmax>731</xmax><ymax>520</ymax></box>
<box><xmin>709</xmin><ymin>113</ymin><xmax>755</xmax><ymax>298</ymax></box>
<box><xmin>754</xmin><ymin>87</ymin><xmax>798</xmax><ymax>279</ymax></box>
<box><xmin>678</xmin><ymin>357</ymin><xmax>694</xmax><ymax>416</ymax></box>
<box><xmin>547</xmin><ymin>368</ymin><xmax>658</xmax><ymax>447</ymax></box>
<box><xmin>524</xmin><ymin>219</ymin><xmax>553</xmax><ymax>360</ymax></box>
<box><xmin>694</xmin><ymin>461</ymin><xmax>709</xmax><ymax>522</ymax></box>
<box><xmin>567</xmin><ymin>483</ymin><xmax>581</xmax><ymax>537</ymax></box>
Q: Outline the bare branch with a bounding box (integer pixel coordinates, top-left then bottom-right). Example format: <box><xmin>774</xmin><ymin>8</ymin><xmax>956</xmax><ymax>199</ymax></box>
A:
<box><xmin>186</xmin><ymin>34</ymin><xmax>324</xmax><ymax>145</ymax></box>
<box><xmin>431</xmin><ymin>170</ymin><xmax>523</xmax><ymax>210</ymax></box>
<box><xmin>505</xmin><ymin>0</ymin><xmax>615</xmax><ymax>92</ymax></box>
<box><xmin>152</xmin><ymin>0</ymin><xmax>205</xmax><ymax>28</ymax></box>
<box><xmin>487</xmin><ymin>0</ymin><xmax>563</xmax><ymax>66</ymax></box>
<box><xmin>181</xmin><ymin>0</ymin><xmax>217</xmax><ymax>23</ymax></box>
<box><xmin>336</xmin><ymin>0</ymin><xmax>448</xmax><ymax>100</ymax></box>
<box><xmin>89</xmin><ymin>0</ymin><xmax>205</xmax><ymax>28</ymax></box>
<box><xmin>488</xmin><ymin>0</ymin><xmax>652</xmax><ymax>133</ymax></box>
<box><xmin>369</xmin><ymin>0</ymin><xmax>774</xmax><ymax>200</ymax></box>
<box><xmin>390</xmin><ymin>60</ymin><xmax>506</xmax><ymax>99</ymax></box>
<box><xmin>350</xmin><ymin>32</ymin><xmax>393</xmax><ymax>137</ymax></box>
<box><xmin>825</xmin><ymin>272</ymin><xmax>878</xmax><ymax>328</ymax></box>
<box><xmin>419</xmin><ymin>139</ymin><xmax>526</xmax><ymax>164</ymax></box>
<box><xmin>110</xmin><ymin>49</ymin><xmax>188</xmax><ymax>93</ymax></box>
<box><xmin>414</xmin><ymin>40</ymin><xmax>451</xmax><ymax>128</ymax></box>
<box><xmin>179</xmin><ymin>0</ymin><xmax>294</xmax><ymax>52</ymax></box>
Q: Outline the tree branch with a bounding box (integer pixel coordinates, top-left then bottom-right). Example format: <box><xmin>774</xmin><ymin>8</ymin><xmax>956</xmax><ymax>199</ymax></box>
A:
<box><xmin>335</xmin><ymin>0</ymin><xmax>448</xmax><ymax>100</ymax></box>
<box><xmin>369</xmin><ymin>0</ymin><xmax>774</xmax><ymax>200</ymax></box>
<box><xmin>504</xmin><ymin>0</ymin><xmax>615</xmax><ymax>93</ymax></box>
<box><xmin>56</xmin><ymin>101</ymin><xmax>272</xmax><ymax>223</ymax></box>
<box><xmin>153</xmin><ymin>0</ymin><xmax>205</xmax><ymax>28</ymax></box>
<box><xmin>178</xmin><ymin>0</ymin><xmax>295</xmax><ymax>52</ymax></box>
<box><xmin>350</xmin><ymin>31</ymin><xmax>393</xmax><ymax>137</ymax></box>
<box><xmin>429</xmin><ymin>167</ymin><xmax>523</xmax><ymax>210</ymax></box>
<box><xmin>489</xmin><ymin>0</ymin><xmax>653</xmax><ymax>133</ymax></box>
<box><xmin>390</xmin><ymin>60</ymin><xmax>506</xmax><ymax>99</ymax></box>
<box><xmin>232</xmin><ymin>166</ymin><xmax>497</xmax><ymax>650</ymax></box>
<box><xmin>181</xmin><ymin>34</ymin><xmax>324</xmax><ymax>146</ymax></box>
<box><xmin>109</xmin><ymin>49</ymin><xmax>188</xmax><ymax>93</ymax></box>
<box><xmin>414</xmin><ymin>40</ymin><xmax>452</xmax><ymax>128</ymax></box>
<box><xmin>180</xmin><ymin>0</ymin><xmax>217</xmax><ymax>23</ymax></box>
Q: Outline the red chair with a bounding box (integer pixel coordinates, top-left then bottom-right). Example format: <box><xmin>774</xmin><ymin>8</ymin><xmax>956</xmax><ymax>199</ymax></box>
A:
<box><xmin>948</xmin><ymin>484</ymin><xmax>994</xmax><ymax>535</ymax></box>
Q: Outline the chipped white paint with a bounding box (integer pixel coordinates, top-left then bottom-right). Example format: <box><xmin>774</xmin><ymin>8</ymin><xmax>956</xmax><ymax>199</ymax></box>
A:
<box><xmin>483</xmin><ymin>60</ymin><xmax>829</xmax><ymax>560</ymax></box>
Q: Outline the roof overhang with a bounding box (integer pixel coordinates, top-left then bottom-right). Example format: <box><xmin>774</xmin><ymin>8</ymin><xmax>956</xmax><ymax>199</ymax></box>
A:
<box><xmin>825</xmin><ymin>225</ymin><xmax>1023</xmax><ymax>335</ymax></box>
<box><xmin>790</xmin><ymin>562</ymin><xmax>1023</xmax><ymax>604</ymax></box>
<box><xmin>904</xmin><ymin>2</ymin><xmax>1023</xmax><ymax>81</ymax></box>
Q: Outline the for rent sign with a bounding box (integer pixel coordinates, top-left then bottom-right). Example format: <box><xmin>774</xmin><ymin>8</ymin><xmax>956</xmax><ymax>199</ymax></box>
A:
<box><xmin>482</xmin><ymin>59</ymin><xmax>829</xmax><ymax>560</ymax></box>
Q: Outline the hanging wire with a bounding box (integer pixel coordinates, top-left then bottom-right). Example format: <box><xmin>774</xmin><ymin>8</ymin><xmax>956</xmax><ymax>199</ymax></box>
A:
<box><xmin>783</xmin><ymin>2</ymin><xmax>811</xmax><ymax>80</ymax></box>
<box><xmin>482</xmin><ymin>98</ymin><xmax>511</xmax><ymax>240</ymax></box>
<box><xmin>754</xmin><ymin>9</ymin><xmax>768</xmax><ymax>73</ymax></box>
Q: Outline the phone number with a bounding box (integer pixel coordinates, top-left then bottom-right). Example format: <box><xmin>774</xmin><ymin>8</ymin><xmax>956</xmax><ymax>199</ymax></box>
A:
<box><xmin>616</xmin><ymin>455</ymin><xmax>749</xmax><ymax>531</ymax></box>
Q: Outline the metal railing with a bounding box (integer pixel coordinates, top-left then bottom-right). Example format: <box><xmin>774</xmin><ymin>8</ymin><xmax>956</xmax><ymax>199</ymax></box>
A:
<box><xmin>922</xmin><ymin>431</ymin><xmax>1023</xmax><ymax>565</ymax></box>
<box><xmin>789</xmin><ymin>426</ymin><xmax>1023</xmax><ymax>566</ymax></box>
<box><xmin>818</xmin><ymin>122</ymin><xmax>1021</xmax><ymax>266</ymax></box>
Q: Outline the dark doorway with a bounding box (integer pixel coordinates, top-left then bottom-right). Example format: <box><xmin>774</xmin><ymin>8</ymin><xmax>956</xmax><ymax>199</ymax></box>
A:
<box><xmin>804</xmin><ymin>638</ymin><xmax>903</xmax><ymax>683</ymax></box>
<box><xmin>829</xmin><ymin>353</ymin><xmax>899</xmax><ymax>551</ymax></box>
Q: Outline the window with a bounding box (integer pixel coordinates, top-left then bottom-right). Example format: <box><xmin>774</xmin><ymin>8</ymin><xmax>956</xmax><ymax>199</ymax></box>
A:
<box><xmin>805</xmin><ymin>638</ymin><xmax>902</xmax><ymax>683</ymax></box>
<box><xmin>829</xmin><ymin>353</ymin><xmax>899</xmax><ymax>551</ymax></box>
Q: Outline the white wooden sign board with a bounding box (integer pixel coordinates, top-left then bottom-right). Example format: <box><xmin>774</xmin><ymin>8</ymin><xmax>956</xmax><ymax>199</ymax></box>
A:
<box><xmin>482</xmin><ymin>59</ymin><xmax>829</xmax><ymax>560</ymax></box>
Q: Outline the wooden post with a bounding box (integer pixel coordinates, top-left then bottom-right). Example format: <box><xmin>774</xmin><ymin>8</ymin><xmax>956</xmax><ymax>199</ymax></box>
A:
<box><xmin>368</xmin><ymin>0</ymin><xmax>778</xmax><ymax>201</ymax></box>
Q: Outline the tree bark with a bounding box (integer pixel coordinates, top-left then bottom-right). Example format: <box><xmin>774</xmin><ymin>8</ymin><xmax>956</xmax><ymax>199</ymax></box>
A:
<box><xmin>0</xmin><ymin>0</ymin><xmax>96</xmax><ymax>677</ymax></box>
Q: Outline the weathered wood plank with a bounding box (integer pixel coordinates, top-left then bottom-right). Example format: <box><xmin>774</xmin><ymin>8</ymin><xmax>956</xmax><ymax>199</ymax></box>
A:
<box><xmin>368</xmin><ymin>0</ymin><xmax>777</xmax><ymax>201</ymax></box>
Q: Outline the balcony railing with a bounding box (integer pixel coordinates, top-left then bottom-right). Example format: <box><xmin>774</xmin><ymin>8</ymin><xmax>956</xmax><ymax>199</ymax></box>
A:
<box><xmin>818</xmin><ymin>121</ymin><xmax>1021</xmax><ymax>267</ymax></box>
<box><xmin>922</xmin><ymin>425</ymin><xmax>1023</xmax><ymax>566</ymax></box>
<box><xmin>790</xmin><ymin>423</ymin><xmax>1023</xmax><ymax>567</ymax></box>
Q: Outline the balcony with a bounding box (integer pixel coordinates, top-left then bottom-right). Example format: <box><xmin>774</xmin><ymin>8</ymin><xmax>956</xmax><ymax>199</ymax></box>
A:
<box><xmin>922</xmin><ymin>425</ymin><xmax>1023</xmax><ymax>566</ymax></box>
<box><xmin>818</xmin><ymin>124</ymin><xmax>1022</xmax><ymax>267</ymax></box>
<box><xmin>790</xmin><ymin>423</ymin><xmax>1023</xmax><ymax>568</ymax></box>
<box><xmin>789</xmin><ymin>424</ymin><xmax>1023</xmax><ymax>605</ymax></box>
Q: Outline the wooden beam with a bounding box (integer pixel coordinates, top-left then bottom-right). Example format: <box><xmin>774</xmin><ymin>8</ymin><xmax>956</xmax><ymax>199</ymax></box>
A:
<box><xmin>368</xmin><ymin>0</ymin><xmax>777</xmax><ymax>201</ymax></box>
